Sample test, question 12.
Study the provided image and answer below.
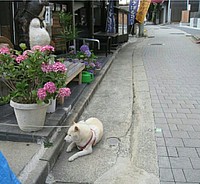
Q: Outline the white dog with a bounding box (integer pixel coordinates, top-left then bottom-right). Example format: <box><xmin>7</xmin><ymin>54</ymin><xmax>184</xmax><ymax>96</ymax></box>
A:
<box><xmin>64</xmin><ymin>117</ymin><xmax>103</xmax><ymax>161</ymax></box>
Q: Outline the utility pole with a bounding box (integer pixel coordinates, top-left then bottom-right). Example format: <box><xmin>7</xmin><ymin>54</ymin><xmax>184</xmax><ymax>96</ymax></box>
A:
<box><xmin>199</xmin><ymin>0</ymin><xmax>200</xmax><ymax>11</ymax></box>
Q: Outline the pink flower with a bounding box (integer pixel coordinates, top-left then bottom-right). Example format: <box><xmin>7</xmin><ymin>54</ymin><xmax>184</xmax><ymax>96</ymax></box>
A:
<box><xmin>11</xmin><ymin>55</ymin><xmax>17</xmax><ymax>59</ymax></box>
<box><xmin>32</xmin><ymin>45</ymin><xmax>42</xmax><ymax>51</ymax></box>
<box><xmin>52</xmin><ymin>62</ymin><xmax>67</xmax><ymax>72</ymax></box>
<box><xmin>16</xmin><ymin>55</ymin><xmax>27</xmax><ymax>63</ymax></box>
<box><xmin>0</xmin><ymin>47</ymin><xmax>10</xmax><ymax>54</ymax></box>
<box><xmin>23</xmin><ymin>50</ymin><xmax>33</xmax><ymax>56</ymax></box>
<box><xmin>41</xmin><ymin>63</ymin><xmax>53</xmax><ymax>73</ymax></box>
<box><xmin>40</xmin><ymin>45</ymin><xmax>55</xmax><ymax>52</ymax></box>
<box><xmin>58</xmin><ymin>88</ymin><xmax>71</xmax><ymax>97</ymax></box>
<box><xmin>44</xmin><ymin>82</ymin><xmax>56</xmax><ymax>93</ymax></box>
<box><xmin>37</xmin><ymin>88</ymin><xmax>47</xmax><ymax>100</ymax></box>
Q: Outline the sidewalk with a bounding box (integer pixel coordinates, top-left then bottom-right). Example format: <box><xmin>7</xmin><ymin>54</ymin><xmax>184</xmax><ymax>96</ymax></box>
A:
<box><xmin>46</xmin><ymin>35</ymin><xmax>159</xmax><ymax>184</ymax></box>
<box><xmin>46</xmin><ymin>24</ymin><xmax>200</xmax><ymax>184</ymax></box>
<box><xmin>0</xmin><ymin>39</ymin><xmax>131</xmax><ymax>183</ymax></box>
<box><xmin>144</xmin><ymin>25</ymin><xmax>200</xmax><ymax>183</ymax></box>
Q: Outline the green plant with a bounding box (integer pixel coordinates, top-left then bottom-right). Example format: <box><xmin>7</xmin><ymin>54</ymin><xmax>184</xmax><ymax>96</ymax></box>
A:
<box><xmin>0</xmin><ymin>95</ymin><xmax>11</xmax><ymax>105</ymax></box>
<box><xmin>0</xmin><ymin>44</ymin><xmax>71</xmax><ymax>104</ymax></box>
<box><xmin>70</xmin><ymin>45</ymin><xmax>101</xmax><ymax>74</ymax></box>
<box><xmin>59</xmin><ymin>12</ymin><xmax>79</xmax><ymax>44</ymax></box>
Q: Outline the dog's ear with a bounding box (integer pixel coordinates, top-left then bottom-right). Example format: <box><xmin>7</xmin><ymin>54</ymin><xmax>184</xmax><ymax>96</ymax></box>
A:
<box><xmin>74</xmin><ymin>126</ymin><xmax>79</xmax><ymax>132</ymax></box>
<box><xmin>70</xmin><ymin>121</ymin><xmax>76</xmax><ymax>126</ymax></box>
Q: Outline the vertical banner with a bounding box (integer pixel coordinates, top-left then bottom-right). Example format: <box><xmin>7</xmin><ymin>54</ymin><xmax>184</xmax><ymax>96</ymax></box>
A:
<box><xmin>128</xmin><ymin>0</ymin><xmax>139</xmax><ymax>25</ymax></box>
<box><xmin>136</xmin><ymin>0</ymin><xmax>151</xmax><ymax>23</ymax></box>
<box><xmin>105</xmin><ymin>0</ymin><xmax>116</xmax><ymax>33</ymax></box>
<box><xmin>45</xmin><ymin>6</ymin><xmax>51</xmax><ymax>24</ymax></box>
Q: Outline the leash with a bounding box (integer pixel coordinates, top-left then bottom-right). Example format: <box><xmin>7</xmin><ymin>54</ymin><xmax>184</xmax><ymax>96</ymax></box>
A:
<box><xmin>0</xmin><ymin>123</ymin><xmax>70</xmax><ymax>128</ymax></box>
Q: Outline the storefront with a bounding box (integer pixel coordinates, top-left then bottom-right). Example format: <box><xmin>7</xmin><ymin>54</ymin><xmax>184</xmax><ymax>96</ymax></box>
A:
<box><xmin>0</xmin><ymin>0</ymin><xmax>129</xmax><ymax>53</ymax></box>
<box><xmin>0</xmin><ymin>2</ymin><xmax>14</xmax><ymax>44</ymax></box>
<box><xmin>117</xmin><ymin>7</ymin><xmax>129</xmax><ymax>43</ymax></box>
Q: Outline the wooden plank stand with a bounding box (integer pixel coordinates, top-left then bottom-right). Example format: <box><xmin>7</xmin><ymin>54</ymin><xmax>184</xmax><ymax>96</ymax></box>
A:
<box><xmin>58</xmin><ymin>61</ymin><xmax>85</xmax><ymax>104</ymax></box>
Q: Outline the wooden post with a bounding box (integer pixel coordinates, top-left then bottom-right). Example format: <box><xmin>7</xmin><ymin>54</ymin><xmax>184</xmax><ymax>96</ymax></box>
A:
<box><xmin>139</xmin><ymin>23</ymin><xmax>144</xmax><ymax>37</ymax></box>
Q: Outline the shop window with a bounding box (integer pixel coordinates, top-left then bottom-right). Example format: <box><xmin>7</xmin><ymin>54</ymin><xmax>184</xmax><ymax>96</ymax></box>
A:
<box><xmin>124</xmin><ymin>13</ymin><xmax>128</xmax><ymax>34</ymax></box>
<box><xmin>118</xmin><ymin>12</ymin><xmax>123</xmax><ymax>35</ymax></box>
<box><xmin>0</xmin><ymin>2</ymin><xmax>12</xmax><ymax>41</ymax></box>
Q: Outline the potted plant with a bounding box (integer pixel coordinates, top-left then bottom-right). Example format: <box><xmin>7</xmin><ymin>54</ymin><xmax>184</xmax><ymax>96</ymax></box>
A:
<box><xmin>58</xmin><ymin>11</ymin><xmax>79</xmax><ymax>52</ymax></box>
<box><xmin>69</xmin><ymin>44</ymin><xmax>101</xmax><ymax>74</ymax></box>
<box><xmin>0</xmin><ymin>44</ymin><xmax>71</xmax><ymax>132</ymax></box>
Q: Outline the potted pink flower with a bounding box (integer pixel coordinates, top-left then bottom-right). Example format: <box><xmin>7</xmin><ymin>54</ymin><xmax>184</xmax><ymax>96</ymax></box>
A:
<box><xmin>0</xmin><ymin>44</ymin><xmax>71</xmax><ymax>132</ymax></box>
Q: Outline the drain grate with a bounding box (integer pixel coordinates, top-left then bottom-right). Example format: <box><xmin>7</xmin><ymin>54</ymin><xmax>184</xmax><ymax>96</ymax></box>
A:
<box><xmin>148</xmin><ymin>35</ymin><xmax>155</xmax><ymax>38</ymax></box>
<box><xmin>107</xmin><ymin>137</ymin><xmax>120</xmax><ymax>147</ymax></box>
<box><xmin>170</xmin><ymin>32</ymin><xmax>185</xmax><ymax>35</ymax></box>
<box><xmin>160</xmin><ymin>27</ymin><xmax>171</xmax><ymax>29</ymax></box>
<box><xmin>149</xmin><ymin>43</ymin><xmax>164</xmax><ymax>46</ymax></box>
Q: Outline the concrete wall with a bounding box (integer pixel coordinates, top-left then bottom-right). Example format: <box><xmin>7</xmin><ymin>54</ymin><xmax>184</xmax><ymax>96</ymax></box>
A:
<box><xmin>170</xmin><ymin>1</ymin><xmax>199</xmax><ymax>22</ymax></box>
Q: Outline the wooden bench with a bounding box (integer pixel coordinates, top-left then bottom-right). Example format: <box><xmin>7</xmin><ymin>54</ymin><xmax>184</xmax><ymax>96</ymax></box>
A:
<box><xmin>64</xmin><ymin>61</ymin><xmax>85</xmax><ymax>85</ymax></box>
<box><xmin>58</xmin><ymin>61</ymin><xmax>85</xmax><ymax>104</ymax></box>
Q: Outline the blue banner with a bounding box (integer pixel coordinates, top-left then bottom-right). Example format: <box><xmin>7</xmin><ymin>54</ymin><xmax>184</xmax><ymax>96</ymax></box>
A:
<box><xmin>105</xmin><ymin>0</ymin><xmax>116</xmax><ymax>33</ymax></box>
<box><xmin>128</xmin><ymin>0</ymin><xmax>139</xmax><ymax>25</ymax></box>
<box><xmin>0</xmin><ymin>152</ymin><xmax>21</xmax><ymax>184</ymax></box>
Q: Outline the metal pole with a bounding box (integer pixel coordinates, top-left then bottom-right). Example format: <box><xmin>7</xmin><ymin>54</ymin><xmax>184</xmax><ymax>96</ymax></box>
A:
<box><xmin>199</xmin><ymin>0</ymin><xmax>200</xmax><ymax>11</ymax></box>
<box><xmin>72</xmin><ymin>0</ymin><xmax>76</xmax><ymax>53</ymax></box>
<box><xmin>167</xmin><ymin>0</ymin><xmax>171</xmax><ymax>23</ymax></box>
<box><xmin>12</xmin><ymin>2</ymin><xmax>16</xmax><ymax>45</ymax></box>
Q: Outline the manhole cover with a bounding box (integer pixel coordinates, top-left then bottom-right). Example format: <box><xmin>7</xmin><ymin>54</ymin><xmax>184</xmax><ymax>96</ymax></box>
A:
<box><xmin>107</xmin><ymin>137</ymin><xmax>120</xmax><ymax>147</ymax></box>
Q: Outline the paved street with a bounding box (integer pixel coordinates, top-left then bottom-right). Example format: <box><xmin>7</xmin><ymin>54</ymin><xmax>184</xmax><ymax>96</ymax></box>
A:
<box><xmin>145</xmin><ymin>25</ymin><xmax>200</xmax><ymax>184</ymax></box>
<box><xmin>1</xmin><ymin>24</ymin><xmax>199</xmax><ymax>184</ymax></box>
<box><xmin>45</xmin><ymin>25</ymin><xmax>200</xmax><ymax>184</ymax></box>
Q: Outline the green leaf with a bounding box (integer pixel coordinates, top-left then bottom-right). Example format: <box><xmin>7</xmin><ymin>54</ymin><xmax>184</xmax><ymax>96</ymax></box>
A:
<box><xmin>43</xmin><ymin>140</ymin><xmax>53</xmax><ymax>148</ymax></box>
<box><xmin>19</xmin><ymin>43</ymin><xmax>27</xmax><ymax>50</ymax></box>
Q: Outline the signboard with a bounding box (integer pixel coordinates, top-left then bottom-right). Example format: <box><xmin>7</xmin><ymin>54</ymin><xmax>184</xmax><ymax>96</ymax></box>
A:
<box><xmin>128</xmin><ymin>0</ymin><xmax>139</xmax><ymax>25</ymax></box>
<box><xmin>136</xmin><ymin>0</ymin><xmax>151</xmax><ymax>23</ymax></box>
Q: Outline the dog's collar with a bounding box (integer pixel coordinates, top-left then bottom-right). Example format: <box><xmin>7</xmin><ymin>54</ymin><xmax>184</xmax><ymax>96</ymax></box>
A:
<box><xmin>77</xmin><ymin>129</ymin><xmax>96</xmax><ymax>150</ymax></box>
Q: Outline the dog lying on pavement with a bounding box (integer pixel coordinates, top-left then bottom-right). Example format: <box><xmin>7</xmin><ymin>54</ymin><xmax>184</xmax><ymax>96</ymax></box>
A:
<box><xmin>64</xmin><ymin>117</ymin><xmax>103</xmax><ymax>161</ymax></box>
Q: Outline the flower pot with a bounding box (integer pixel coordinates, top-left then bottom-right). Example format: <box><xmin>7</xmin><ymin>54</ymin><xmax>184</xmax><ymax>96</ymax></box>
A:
<box><xmin>47</xmin><ymin>98</ymin><xmax>56</xmax><ymax>113</ymax></box>
<box><xmin>94</xmin><ymin>68</ymin><xmax>101</xmax><ymax>75</ymax></box>
<box><xmin>10</xmin><ymin>100</ymin><xmax>49</xmax><ymax>132</ymax></box>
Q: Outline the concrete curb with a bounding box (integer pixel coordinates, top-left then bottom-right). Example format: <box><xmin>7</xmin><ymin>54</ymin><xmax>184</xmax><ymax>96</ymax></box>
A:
<box><xmin>20</xmin><ymin>42</ymin><xmax>130</xmax><ymax>184</ymax></box>
<box><xmin>131</xmin><ymin>38</ymin><xmax>160</xmax><ymax>184</ymax></box>
<box><xmin>192</xmin><ymin>35</ymin><xmax>200</xmax><ymax>44</ymax></box>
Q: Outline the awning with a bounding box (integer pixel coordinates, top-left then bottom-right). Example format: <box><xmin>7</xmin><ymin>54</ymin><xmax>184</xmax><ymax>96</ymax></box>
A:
<box><xmin>151</xmin><ymin>0</ymin><xmax>165</xmax><ymax>3</ymax></box>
